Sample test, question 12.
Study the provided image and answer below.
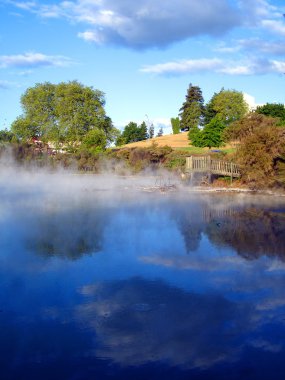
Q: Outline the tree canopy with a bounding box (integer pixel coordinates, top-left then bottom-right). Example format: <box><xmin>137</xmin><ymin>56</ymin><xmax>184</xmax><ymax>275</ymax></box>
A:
<box><xmin>11</xmin><ymin>81</ymin><xmax>116</xmax><ymax>149</ymax></box>
<box><xmin>0</xmin><ymin>128</ymin><xmax>15</xmax><ymax>143</ymax></box>
<box><xmin>171</xmin><ymin>117</ymin><xmax>180</xmax><ymax>134</ymax></box>
<box><xmin>186</xmin><ymin>87</ymin><xmax>249</xmax><ymax>148</ymax></box>
<box><xmin>255</xmin><ymin>103</ymin><xmax>285</xmax><ymax>125</ymax></box>
<box><xmin>206</xmin><ymin>89</ymin><xmax>248</xmax><ymax>126</ymax></box>
<box><xmin>200</xmin><ymin>116</ymin><xmax>225</xmax><ymax>149</ymax></box>
<box><xmin>179</xmin><ymin>84</ymin><xmax>204</xmax><ymax>132</ymax></box>
<box><xmin>117</xmin><ymin>121</ymin><xmax>148</xmax><ymax>145</ymax></box>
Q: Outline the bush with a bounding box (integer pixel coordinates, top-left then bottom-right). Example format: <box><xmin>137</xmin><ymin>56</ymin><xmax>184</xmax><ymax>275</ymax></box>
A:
<box><xmin>225</xmin><ymin>114</ymin><xmax>285</xmax><ymax>188</ymax></box>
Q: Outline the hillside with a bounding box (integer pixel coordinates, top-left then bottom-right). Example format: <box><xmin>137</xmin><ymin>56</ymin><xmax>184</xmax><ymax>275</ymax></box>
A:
<box><xmin>122</xmin><ymin>132</ymin><xmax>190</xmax><ymax>148</ymax></box>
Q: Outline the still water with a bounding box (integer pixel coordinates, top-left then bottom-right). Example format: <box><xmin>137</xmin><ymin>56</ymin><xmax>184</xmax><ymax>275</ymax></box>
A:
<box><xmin>1</xmin><ymin>173</ymin><xmax>285</xmax><ymax>379</ymax></box>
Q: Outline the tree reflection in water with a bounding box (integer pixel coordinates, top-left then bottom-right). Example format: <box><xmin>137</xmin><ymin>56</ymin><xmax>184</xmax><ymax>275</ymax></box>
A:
<box><xmin>26</xmin><ymin>205</ymin><xmax>109</xmax><ymax>260</ymax></box>
<box><xmin>170</xmin><ymin>197</ymin><xmax>285</xmax><ymax>260</ymax></box>
<box><xmin>205</xmin><ymin>208</ymin><xmax>285</xmax><ymax>260</ymax></box>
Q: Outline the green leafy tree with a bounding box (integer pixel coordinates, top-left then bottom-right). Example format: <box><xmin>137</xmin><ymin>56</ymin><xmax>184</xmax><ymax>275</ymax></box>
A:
<box><xmin>179</xmin><ymin>84</ymin><xmax>204</xmax><ymax>134</ymax></box>
<box><xmin>120</xmin><ymin>121</ymin><xmax>148</xmax><ymax>144</ymax></box>
<box><xmin>200</xmin><ymin>116</ymin><xmax>225</xmax><ymax>148</ymax></box>
<box><xmin>171</xmin><ymin>117</ymin><xmax>180</xmax><ymax>134</ymax></box>
<box><xmin>255</xmin><ymin>103</ymin><xmax>285</xmax><ymax>125</ymax></box>
<box><xmin>204</xmin><ymin>92</ymin><xmax>218</xmax><ymax>125</ymax></box>
<box><xmin>12</xmin><ymin>117</ymin><xmax>40</xmax><ymax>140</ymax></box>
<box><xmin>11</xmin><ymin>81</ymin><xmax>114</xmax><ymax>146</ymax></box>
<box><xmin>189</xmin><ymin>126</ymin><xmax>203</xmax><ymax>147</ymax></box>
<box><xmin>121</xmin><ymin>122</ymin><xmax>138</xmax><ymax>143</ymax></box>
<box><xmin>207</xmin><ymin>89</ymin><xmax>248</xmax><ymax>126</ymax></box>
<box><xmin>81</xmin><ymin>128</ymin><xmax>107</xmax><ymax>153</ymax></box>
<box><xmin>0</xmin><ymin>128</ymin><xmax>15</xmax><ymax>143</ymax></box>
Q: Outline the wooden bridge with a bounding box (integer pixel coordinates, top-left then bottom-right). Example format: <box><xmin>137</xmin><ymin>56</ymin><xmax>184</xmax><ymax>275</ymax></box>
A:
<box><xmin>185</xmin><ymin>156</ymin><xmax>241</xmax><ymax>181</ymax></box>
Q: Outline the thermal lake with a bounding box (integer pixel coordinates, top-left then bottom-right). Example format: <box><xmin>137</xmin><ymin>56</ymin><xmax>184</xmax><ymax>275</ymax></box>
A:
<box><xmin>1</xmin><ymin>171</ymin><xmax>285</xmax><ymax>380</ymax></box>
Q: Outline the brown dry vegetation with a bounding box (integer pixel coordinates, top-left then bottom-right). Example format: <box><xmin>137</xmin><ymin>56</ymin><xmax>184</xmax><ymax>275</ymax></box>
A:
<box><xmin>121</xmin><ymin>132</ymin><xmax>191</xmax><ymax>148</ymax></box>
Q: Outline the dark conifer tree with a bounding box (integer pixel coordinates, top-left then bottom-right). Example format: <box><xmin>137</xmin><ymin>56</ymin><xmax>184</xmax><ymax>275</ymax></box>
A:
<box><xmin>179</xmin><ymin>84</ymin><xmax>204</xmax><ymax>133</ymax></box>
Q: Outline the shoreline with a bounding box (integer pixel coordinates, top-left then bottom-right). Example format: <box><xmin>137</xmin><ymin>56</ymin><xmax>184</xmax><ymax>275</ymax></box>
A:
<box><xmin>183</xmin><ymin>186</ymin><xmax>285</xmax><ymax>197</ymax></box>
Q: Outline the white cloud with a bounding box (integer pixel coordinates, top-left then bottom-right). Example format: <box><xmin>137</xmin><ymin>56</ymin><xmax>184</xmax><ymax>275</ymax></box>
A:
<box><xmin>8</xmin><ymin>0</ymin><xmax>285</xmax><ymax>51</ymax></box>
<box><xmin>262</xmin><ymin>19</ymin><xmax>285</xmax><ymax>36</ymax></box>
<box><xmin>140</xmin><ymin>57</ymin><xmax>285</xmax><ymax>76</ymax></box>
<box><xmin>141</xmin><ymin>59</ymin><xmax>224</xmax><ymax>75</ymax></box>
<box><xmin>78</xmin><ymin>30</ymin><xmax>106</xmax><ymax>44</ymax></box>
<box><xmin>9</xmin><ymin>0</ymin><xmax>242</xmax><ymax>49</ymax></box>
<box><xmin>238</xmin><ymin>38</ymin><xmax>285</xmax><ymax>55</ymax></box>
<box><xmin>8</xmin><ymin>1</ymin><xmax>37</xmax><ymax>11</ymax></box>
<box><xmin>214</xmin><ymin>37</ymin><xmax>285</xmax><ymax>59</ymax></box>
<box><xmin>0</xmin><ymin>52</ymin><xmax>73</xmax><ymax>69</ymax></box>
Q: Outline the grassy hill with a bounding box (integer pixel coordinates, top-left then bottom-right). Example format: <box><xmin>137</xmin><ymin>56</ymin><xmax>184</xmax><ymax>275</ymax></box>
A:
<box><xmin>121</xmin><ymin>132</ymin><xmax>235</xmax><ymax>155</ymax></box>
<box><xmin>122</xmin><ymin>132</ymin><xmax>190</xmax><ymax>149</ymax></box>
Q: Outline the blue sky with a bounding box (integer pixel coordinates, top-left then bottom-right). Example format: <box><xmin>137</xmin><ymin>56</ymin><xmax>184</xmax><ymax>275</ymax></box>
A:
<box><xmin>0</xmin><ymin>0</ymin><xmax>285</xmax><ymax>134</ymax></box>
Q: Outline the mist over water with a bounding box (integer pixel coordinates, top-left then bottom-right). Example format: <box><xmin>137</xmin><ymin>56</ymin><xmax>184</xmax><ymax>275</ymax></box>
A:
<box><xmin>1</xmin><ymin>163</ymin><xmax>285</xmax><ymax>380</ymax></box>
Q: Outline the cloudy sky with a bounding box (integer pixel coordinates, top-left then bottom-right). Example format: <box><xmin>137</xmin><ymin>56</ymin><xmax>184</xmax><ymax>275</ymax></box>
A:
<box><xmin>0</xmin><ymin>0</ymin><xmax>285</xmax><ymax>132</ymax></box>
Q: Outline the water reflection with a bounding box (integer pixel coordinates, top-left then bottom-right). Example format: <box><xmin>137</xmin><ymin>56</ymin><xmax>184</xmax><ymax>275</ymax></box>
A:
<box><xmin>76</xmin><ymin>277</ymin><xmax>251</xmax><ymax>368</ymax></box>
<box><xmin>205</xmin><ymin>208</ymin><xmax>285</xmax><ymax>260</ymax></box>
<box><xmin>1</xmin><ymin>177</ymin><xmax>285</xmax><ymax>379</ymax></box>
<box><xmin>26</xmin><ymin>205</ymin><xmax>109</xmax><ymax>260</ymax></box>
<box><xmin>169</xmin><ymin>197</ymin><xmax>285</xmax><ymax>260</ymax></box>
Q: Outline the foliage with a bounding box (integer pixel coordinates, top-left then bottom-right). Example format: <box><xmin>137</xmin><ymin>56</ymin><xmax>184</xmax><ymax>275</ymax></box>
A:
<box><xmin>188</xmin><ymin>126</ymin><xmax>203</xmax><ymax>147</ymax></box>
<box><xmin>179</xmin><ymin>84</ymin><xmax>204</xmax><ymax>133</ymax></box>
<box><xmin>203</xmin><ymin>92</ymin><xmax>218</xmax><ymax>125</ymax></box>
<box><xmin>81</xmin><ymin>128</ymin><xmax>107</xmax><ymax>153</ymax></box>
<box><xmin>188</xmin><ymin>116</ymin><xmax>226</xmax><ymax>149</ymax></box>
<box><xmin>115</xmin><ymin>145</ymin><xmax>172</xmax><ymax>172</ymax></box>
<box><xmin>115</xmin><ymin>133</ymin><xmax>126</xmax><ymax>146</ymax></box>
<box><xmin>255</xmin><ymin>103</ymin><xmax>285</xmax><ymax>125</ymax></box>
<box><xmin>206</xmin><ymin>88</ymin><xmax>248</xmax><ymax>126</ymax></box>
<box><xmin>0</xmin><ymin>129</ymin><xmax>15</xmax><ymax>143</ymax></box>
<box><xmin>140</xmin><ymin>121</ymin><xmax>149</xmax><ymax>140</ymax></box>
<box><xmin>225</xmin><ymin>113</ymin><xmax>285</xmax><ymax>188</ymax></box>
<box><xmin>200</xmin><ymin>116</ymin><xmax>225</xmax><ymax>148</ymax></box>
<box><xmin>237</xmin><ymin>127</ymin><xmax>285</xmax><ymax>187</ymax></box>
<box><xmin>119</xmin><ymin>121</ymin><xmax>149</xmax><ymax>145</ymax></box>
<box><xmin>11</xmin><ymin>81</ymin><xmax>115</xmax><ymax>147</ymax></box>
<box><xmin>224</xmin><ymin>113</ymin><xmax>277</xmax><ymax>141</ymax></box>
<box><xmin>12</xmin><ymin>117</ymin><xmax>40</xmax><ymax>141</ymax></box>
<box><xmin>109</xmin><ymin>144</ymin><xmax>184</xmax><ymax>173</ymax></box>
<box><xmin>163</xmin><ymin>150</ymin><xmax>189</xmax><ymax>169</ymax></box>
<box><xmin>171</xmin><ymin>117</ymin><xmax>180</xmax><ymax>134</ymax></box>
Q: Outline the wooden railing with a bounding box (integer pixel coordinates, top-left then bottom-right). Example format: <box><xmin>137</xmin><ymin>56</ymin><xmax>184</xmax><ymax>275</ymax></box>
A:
<box><xmin>185</xmin><ymin>156</ymin><xmax>240</xmax><ymax>178</ymax></box>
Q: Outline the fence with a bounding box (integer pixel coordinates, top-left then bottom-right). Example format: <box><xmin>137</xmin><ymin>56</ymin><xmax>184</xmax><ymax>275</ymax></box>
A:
<box><xmin>185</xmin><ymin>156</ymin><xmax>240</xmax><ymax>178</ymax></box>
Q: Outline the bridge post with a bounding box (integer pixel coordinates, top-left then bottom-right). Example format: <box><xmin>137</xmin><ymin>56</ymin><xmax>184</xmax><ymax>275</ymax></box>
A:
<box><xmin>206</xmin><ymin>156</ymin><xmax>211</xmax><ymax>184</ymax></box>
<box><xmin>207</xmin><ymin>155</ymin><xmax>211</xmax><ymax>171</ymax></box>
<box><xmin>189</xmin><ymin>156</ymin><xmax>193</xmax><ymax>170</ymax></box>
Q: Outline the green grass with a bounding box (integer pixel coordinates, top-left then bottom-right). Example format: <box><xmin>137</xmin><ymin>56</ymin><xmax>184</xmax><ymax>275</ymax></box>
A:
<box><xmin>174</xmin><ymin>146</ymin><xmax>237</xmax><ymax>155</ymax></box>
<box><xmin>173</xmin><ymin>146</ymin><xmax>209</xmax><ymax>154</ymax></box>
